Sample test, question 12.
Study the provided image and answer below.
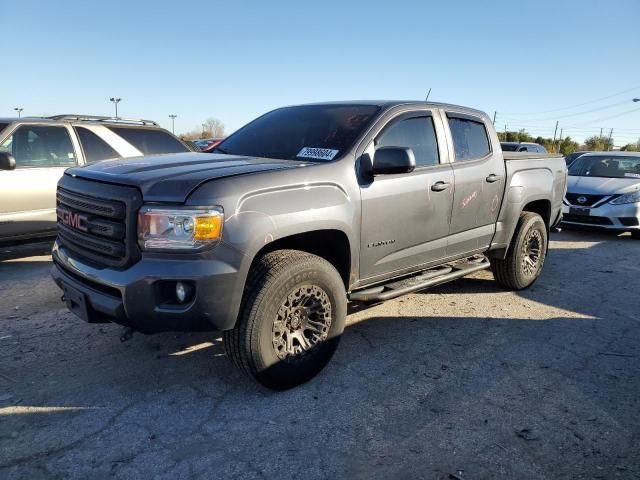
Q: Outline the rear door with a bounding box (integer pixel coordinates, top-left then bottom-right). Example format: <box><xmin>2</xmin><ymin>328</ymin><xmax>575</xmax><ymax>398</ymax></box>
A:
<box><xmin>0</xmin><ymin>124</ymin><xmax>78</xmax><ymax>240</ymax></box>
<box><xmin>358</xmin><ymin>109</ymin><xmax>454</xmax><ymax>281</ymax></box>
<box><xmin>442</xmin><ymin>111</ymin><xmax>505</xmax><ymax>256</ymax></box>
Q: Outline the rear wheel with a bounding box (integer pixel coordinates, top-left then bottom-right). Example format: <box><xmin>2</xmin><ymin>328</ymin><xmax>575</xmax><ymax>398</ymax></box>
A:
<box><xmin>491</xmin><ymin>212</ymin><xmax>548</xmax><ymax>290</ymax></box>
<box><xmin>223</xmin><ymin>250</ymin><xmax>347</xmax><ymax>390</ymax></box>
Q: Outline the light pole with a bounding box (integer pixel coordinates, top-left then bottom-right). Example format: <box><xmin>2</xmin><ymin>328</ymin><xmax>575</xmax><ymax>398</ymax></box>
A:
<box><xmin>109</xmin><ymin>97</ymin><xmax>122</xmax><ymax>118</ymax></box>
<box><xmin>169</xmin><ymin>114</ymin><xmax>177</xmax><ymax>134</ymax></box>
<box><xmin>14</xmin><ymin>107</ymin><xmax>23</xmax><ymax>118</ymax></box>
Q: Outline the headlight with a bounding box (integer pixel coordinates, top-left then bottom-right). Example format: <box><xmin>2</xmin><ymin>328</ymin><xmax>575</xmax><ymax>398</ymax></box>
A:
<box><xmin>610</xmin><ymin>190</ymin><xmax>640</xmax><ymax>205</ymax></box>
<box><xmin>138</xmin><ymin>206</ymin><xmax>223</xmax><ymax>251</ymax></box>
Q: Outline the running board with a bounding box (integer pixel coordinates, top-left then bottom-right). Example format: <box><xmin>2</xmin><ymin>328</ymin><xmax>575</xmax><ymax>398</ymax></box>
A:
<box><xmin>349</xmin><ymin>257</ymin><xmax>490</xmax><ymax>302</ymax></box>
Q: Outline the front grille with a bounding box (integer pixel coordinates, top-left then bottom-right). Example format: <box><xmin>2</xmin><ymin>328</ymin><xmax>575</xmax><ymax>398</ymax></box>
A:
<box><xmin>56</xmin><ymin>176</ymin><xmax>142</xmax><ymax>268</ymax></box>
<box><xmin>563</xmin><ymin>214</ymin><xmax>613</xmax><ymax>225</ymax></box>
<box><xmin>565</xmin><ymin>193</ymin><xmax>613</xmax><ymax>207</ymax></box>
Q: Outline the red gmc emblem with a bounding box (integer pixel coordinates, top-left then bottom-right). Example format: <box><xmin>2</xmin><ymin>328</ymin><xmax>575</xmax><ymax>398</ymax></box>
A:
<box><xmin>57</xmin><ymin>207</ymin><xmax>89</xmax><ymax>232</ymax></box>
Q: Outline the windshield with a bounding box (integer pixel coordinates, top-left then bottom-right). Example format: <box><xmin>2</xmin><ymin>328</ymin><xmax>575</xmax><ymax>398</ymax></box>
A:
<box><xmin>564</xmin><ymin>151</ymin><xmax>585</xmax><ymax>166</ymax></box>
<box><xmin>215</xmin><ymin>105</ymin><xmax>381</xmax><ymax>161</ymax></box>
<box><xmin>501</xmin><ymin>143</ymin><xmax>518</xmax><ymax>151</ymax></box>
<box><xmin>568</xmin><ymin>155</ymin><xmax>640</xmax><ymax>179</ymax></box>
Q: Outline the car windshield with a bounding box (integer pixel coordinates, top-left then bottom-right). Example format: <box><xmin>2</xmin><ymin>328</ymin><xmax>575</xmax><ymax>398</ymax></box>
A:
<box><xmin>215</xmin><ymin>105</ymin><xmax>381</xmax><ymax>161</ymax></box>
<box><xmin>568</xmin><ymin>155</ymin><xmax>640</xmax><ymax>179</ymax></box>
<box><xmin>501</xmin><ymin>143</ymin><xmax>518</xmax><ymax>151</ymax></box>
<box><xmin>564</xmin><ymin>152</ymin><xmax>585</xmax><ymax>165</ymax></box>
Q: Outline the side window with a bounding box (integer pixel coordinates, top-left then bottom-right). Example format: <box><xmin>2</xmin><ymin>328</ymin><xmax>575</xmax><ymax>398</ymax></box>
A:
<box><xmin>0</xmin><ymin>125</ymin><xmax>76</xmax><ymax>167</ymax></box>
<box><xmin>75</xmin><ymin>127</ymin><xmax>122</xmax><ymax>163</ymax></box>
<box><xmin>375</xmin><ymin>116</ymin><xmax>439</xmax><ymax>167</ymax></box>
<box><xmin>107</xmin><ymin>127</ymin><xmax>188</xmax><ymax>155</ymax></box>
<box><xmin>447</xmin><ymin>116</ymin><xmax>491</xmax><ymax>161</ymax></box>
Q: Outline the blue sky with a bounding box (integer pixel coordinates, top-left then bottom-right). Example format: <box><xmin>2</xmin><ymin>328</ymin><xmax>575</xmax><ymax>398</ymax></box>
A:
<box><xmin>3</xmin><ymin>0</ymin><xmax>640</xmax><ymax>145</ymax></box>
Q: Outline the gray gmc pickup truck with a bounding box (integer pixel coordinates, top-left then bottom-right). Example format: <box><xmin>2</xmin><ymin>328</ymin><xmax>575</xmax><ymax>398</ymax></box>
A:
<box><xmin>51</xmin><ymin>101</ymin><xmax>567</xmax><ymax>389</ymax></box>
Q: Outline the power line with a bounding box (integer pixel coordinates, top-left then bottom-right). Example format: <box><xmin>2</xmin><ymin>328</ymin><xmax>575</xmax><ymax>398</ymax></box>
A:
<box><xmin>501</xmin><ymin>85</ymin><xmax>640</xmax><ymax>116</ymax></box>
<box><xmin>576</xmin><ymin>106</ymin><xmax>640</xmax><ymax>125</ymax></box>
<box><xmin>498</xmin><ymin>99</ymin><xmax>632</xmax><ymax>123</ymax></box>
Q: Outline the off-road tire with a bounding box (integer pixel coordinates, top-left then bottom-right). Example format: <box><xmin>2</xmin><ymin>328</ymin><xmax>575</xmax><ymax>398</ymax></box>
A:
<box><xmin>491</xmin><ymin>212</ymin><xmax>548</xmax><ymax>290</ymax></box>
<box><xmin>223</xmin><ymin>250</ymin><xmax>347</xmax><ymax>390</ymax></box>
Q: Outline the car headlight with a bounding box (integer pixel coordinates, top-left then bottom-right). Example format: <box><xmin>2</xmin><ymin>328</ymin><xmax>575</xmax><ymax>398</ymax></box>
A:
<box><xmin>610</xmin><ymin>190</ymin><xmax>640</xmax><ymax>205</ymax></box>
<box><xmin>138</xmin><ymin>206</ymin><xmax>223</xmax><ymax>251</ymax></box>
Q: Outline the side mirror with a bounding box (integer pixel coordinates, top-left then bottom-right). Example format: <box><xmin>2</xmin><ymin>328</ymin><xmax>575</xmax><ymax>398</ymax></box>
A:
<box><xmin>372</xmin><ymin>147</ymin><xmax>416</xmax><ymax>175</ymax></box>
<box><xmin>0</xmin><ymin>152</ymin><xmax>16</xmax><ymax>171</ymax></box>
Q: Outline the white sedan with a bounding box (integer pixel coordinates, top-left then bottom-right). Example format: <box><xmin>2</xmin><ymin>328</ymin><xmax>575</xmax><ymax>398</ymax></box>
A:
<box><xmin>562</xmin><ymin>152</ymin><xmax>640</xmax><ymax>238</ymax></box>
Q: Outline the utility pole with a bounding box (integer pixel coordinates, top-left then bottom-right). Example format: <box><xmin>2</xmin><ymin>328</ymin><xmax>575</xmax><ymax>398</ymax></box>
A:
<box><xmin>109</xmin><ymin>97</ymin><xmax>122</xmax><ymax>119</ymax></box>
<box><xmin>551</xmin><ymin>121</ymin><xmax>559</xmax><ymax>153</ymax></box>
<box><xmin>599</xmin><ymin>127</ymin><xmax>603</xmax><ymax>138</ymax></box>
<box><xmin>13</xmin><ymin>107</ymin><xmax>23</xmax><ymax>118</ymax></box>
<box><xmin>504</xmin><ymin>124</ymin><xmax>507</xmax><ymax>140</ymax></box>
<box><xmin>607</xmin><ymin>128</ymin><xmax>613</xmax><ymax>151</ymax></box>
<box><xmin>557</xmin><ymin>128</ymin><xmax>563</xmax><ymax>153</ymax></box>
<box><xmin>168</xmin><ymin>114</ymin><xmax>177</xmax><ymax>134</ymax></box>
<box><xmin>425</xmin><ymin>88</ymin><xmax>431</xmax><ymax>101</ymax></box>
<box><xmin>201</xmin><ymin>123</ymin><xmax>207</xmax><ymax>137</ymax></box>
<box><xmin>492</xmin><ymin>111</ymin><xmax>497</xmax><ymax>125</ymax></box>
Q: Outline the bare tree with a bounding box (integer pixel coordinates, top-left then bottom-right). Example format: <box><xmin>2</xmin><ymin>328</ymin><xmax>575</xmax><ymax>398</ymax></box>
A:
<box><xmin>180</xmin><ymin>117</ymin><xmax>226</xmax><ymax>140</ymax></box>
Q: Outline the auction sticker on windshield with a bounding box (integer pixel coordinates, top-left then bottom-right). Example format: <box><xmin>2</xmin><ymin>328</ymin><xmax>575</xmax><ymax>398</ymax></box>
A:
<box><xmin>297</xmin><ymin>147</ymin><xmax>339</xmax><ymax>161</ymax></box>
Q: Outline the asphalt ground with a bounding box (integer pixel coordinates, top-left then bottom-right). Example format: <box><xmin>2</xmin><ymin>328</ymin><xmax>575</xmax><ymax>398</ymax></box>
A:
<box><xmin>0</xmin><ymin>230</ymin><xmax>638</xmax><ymax>479</ymax></box>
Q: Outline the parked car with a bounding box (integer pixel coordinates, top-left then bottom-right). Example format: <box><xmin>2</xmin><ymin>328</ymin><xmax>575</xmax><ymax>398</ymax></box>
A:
<box><xmin>563</xmin><ymin>150</ymin><xmax>590</xmax><ymax>167</ymax></box>
<box><xmin>0</xmin><ymin>115</ymin><xmax>193</xmax><ymax>244</ymax></box>
<box><xmin>501</xmin><ymin>142</ymin><xmax>547</xmax><ymax>153</ymax></box>
<box><xmin>562</xmin><ymin>152</ymin><xmax>640</xmax><ymax>238</ymax></box>
<box><xmin>51</xmin><ymin>101</ymin><xmax>566</xmax><ymax>389</ymax></box>
<box><xmin>194</xmin><ymin>137</ymin><xmax>225</xmax><ymax>152</ymax></box>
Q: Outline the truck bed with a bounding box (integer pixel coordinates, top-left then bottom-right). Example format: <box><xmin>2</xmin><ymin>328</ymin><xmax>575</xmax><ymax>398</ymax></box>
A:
<box><xmin>502</xmin><ymin>152</ymin><xmax>563</xmax><ymax>161</ymax></box>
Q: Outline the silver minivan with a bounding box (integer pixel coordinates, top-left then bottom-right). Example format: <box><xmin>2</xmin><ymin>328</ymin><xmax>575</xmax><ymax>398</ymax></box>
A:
<box><xmin>0</xmin><ymin>115</ymin><xmax>193</xmax><ymax>244</ymax></box>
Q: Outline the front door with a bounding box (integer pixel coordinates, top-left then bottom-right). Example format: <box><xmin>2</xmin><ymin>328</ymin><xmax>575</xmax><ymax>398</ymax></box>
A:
<box><xmin>0</xmin><ymin>124</ymin><xmax>78</xmax><ymax>240</ymax></box>
<box><xmin>359</xmin><ymin>111</ymin><xmax>453</xmax><ymax>282</ymax></box>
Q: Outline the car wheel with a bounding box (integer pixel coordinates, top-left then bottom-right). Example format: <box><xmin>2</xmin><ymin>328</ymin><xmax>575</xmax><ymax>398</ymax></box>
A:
<box><xmin>491</xmin><ymin>212</ymin><xmax>548</xmax><ymax>290</ymax></box>
<box><xmin>631</xmin><ymin>231</ymin><xmax>640</xmax><ymax>240</ymax></box>
<box><xmin>224</xmin><ymin>249</ymin><xmax>347</xmax><ymax>390</ymax></box>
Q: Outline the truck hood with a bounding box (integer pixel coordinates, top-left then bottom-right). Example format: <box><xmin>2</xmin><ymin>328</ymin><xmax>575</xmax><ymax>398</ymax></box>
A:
<box><xmin>66</xmin><ymin>152</ymin><xmax>311</xmax><ymax>202</ymax></box>
<box><xmin>567</xmin><ymin>175</ymin><xmax>640</xmax><ymax>195</ymax></box>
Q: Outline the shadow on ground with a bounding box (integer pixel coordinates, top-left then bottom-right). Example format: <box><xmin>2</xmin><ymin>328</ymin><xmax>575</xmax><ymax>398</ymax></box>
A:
<box><xmin>0</xmin><ymin>230</ymin><xmax>638</xmax><ymax>479</ymax></box>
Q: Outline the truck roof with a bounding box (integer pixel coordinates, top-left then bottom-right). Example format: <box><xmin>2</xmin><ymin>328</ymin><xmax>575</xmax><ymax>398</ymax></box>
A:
<box><xmin>293</xmin><ymin>100</ymin><xmax>488</xmax><ymax>116</ymax></box>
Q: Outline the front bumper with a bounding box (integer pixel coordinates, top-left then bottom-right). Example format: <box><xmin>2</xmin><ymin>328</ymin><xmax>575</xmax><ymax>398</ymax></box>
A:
<box><xmin>51</xmin><ymin>242</ymin><xmax>244</xmax><ymax>333</ymax></box>
<box><xmin>561</xmin><ymin>201</ymin><xmax>640</xmax><ymax>231</ymax></box>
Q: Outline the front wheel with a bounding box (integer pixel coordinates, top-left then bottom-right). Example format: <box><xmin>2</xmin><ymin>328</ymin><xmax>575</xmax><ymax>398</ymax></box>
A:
<box><xmin>224</xmin><ymin>250</ymin><xmax>347</xmax><ymax>390</ymax></box>
<box><xmin>491</xmin><ymin>212</ymin><xmax>548</xmax><ymax>290</ymax></box>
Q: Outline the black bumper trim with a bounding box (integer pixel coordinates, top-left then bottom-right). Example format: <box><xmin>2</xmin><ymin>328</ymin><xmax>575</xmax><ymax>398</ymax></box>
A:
<box><xmin>51</xmin><ymin>262</ymin><xmax>128</xmax><ymax>325</ymax></box>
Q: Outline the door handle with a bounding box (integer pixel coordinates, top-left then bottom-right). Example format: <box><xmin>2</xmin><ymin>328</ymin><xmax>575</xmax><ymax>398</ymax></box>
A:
<box><xmin>431</xmin><ymin>181</ymin><xmax>450</xmax><ymax>192</ymax></box>
<box><xmin>486</xmin><ymin>174</ymin><xmax>501</xmax><ymax>183</ymax></box>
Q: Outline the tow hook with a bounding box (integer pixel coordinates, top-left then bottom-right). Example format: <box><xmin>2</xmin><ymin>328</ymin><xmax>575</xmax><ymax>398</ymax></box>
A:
<box><xmin>120</xmin><ymin>327</ymin><xmax>134</xmax><ymax>343</ymax></box>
